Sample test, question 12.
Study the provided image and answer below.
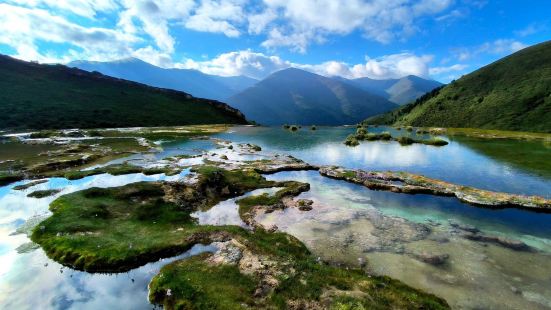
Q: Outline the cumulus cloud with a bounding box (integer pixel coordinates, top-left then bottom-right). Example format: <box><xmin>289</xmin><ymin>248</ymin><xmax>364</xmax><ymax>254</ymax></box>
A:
<box><xmin>5</xmin><ymin>0</ymin><xmax>119</xmax><ymax>19</ymax></box>
<box><xmin>301</xmin><ymin>53</ymin><xmax>435</xmax><ymax>80</ymax></box>
<box><xmin>0</xmin><ymin>3</ymin><xmax>138</xmax><ymax>62</ymax></box>
<box><xmin>184</xmin><ymin>0</ymin><xmax>245</xmax><ymax>37</ymax></box>
<box><xmin>118</xmin><ymin>0</ymin><xmax>195</xmax><ymax>53</ymax></box>
<box><xmin>177</xmin><ymin>49</ymin><xmax>291</xmax><ymax>79</ymax></box>
<box><xmin>177</xmin><ymin>50</ymin><xmax>436</xmax><ymax>80</ymax></box>
<box><xmin>256</xmin><ymin>0</ymin><xmax>454</xmax><ymax>50</ymax></box>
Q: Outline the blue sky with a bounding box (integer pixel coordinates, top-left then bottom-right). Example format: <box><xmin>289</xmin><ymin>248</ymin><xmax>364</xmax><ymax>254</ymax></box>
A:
<box><xmin>0</xmin><ymin>0</ymin><xmax>549</xmax><ymax>82</ymax></box>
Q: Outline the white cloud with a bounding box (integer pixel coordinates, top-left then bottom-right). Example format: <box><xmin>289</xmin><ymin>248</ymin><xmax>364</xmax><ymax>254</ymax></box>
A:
<box><xmin>247</xmin><ymin>8</ymin><xmax>277</xmax><ymax>35</ymax></box>
<box><xmin>429</xmin><ymin>64</ymin><xmax>468</xmax><ymax>75</ymax></box>
<box><xmin>256</xmin><ymin>0</ymin><xmax>454</xmax><ymax>50</ymax></box>
<box><xmin>5</xmin><ymin>0</ymin><xmax>119</xmax><ymax>19</ymax></box>
<box><xmin>514</xmin><ymin>23</ymin><xmax>546</xmax><ymax>37</ymax></box>
<box><xmin>177</xmin><ymin>50</ymin><xmax>436</xmax><ymax>80</ymax></box>
<box><xmin>0</xmin><ymin>3</ymin><xmax>138</xmax><ymax>62</ymax></box>
<box><xmin>184</xmin><ymin>0</ymin><xmax>245</xmax><ymax>37</ymax></box>
<box><xmin>177</xmin><ymin>49</ymin><xmax>291</xmax><ymax>79</ymax></box>
<box><xmin>118</xmin><ymin>0</ymin><xmax>195</xmax><ymax>53</ymax></box>
<box><xmin>454</xmin><ymin>39</ymin><xmax>528</xmax><ymax>61</ymax></box>
<box><xmin>347</xmin><ymin>53</ymin><xmax>434</xmax><ymax>79</ymax></box>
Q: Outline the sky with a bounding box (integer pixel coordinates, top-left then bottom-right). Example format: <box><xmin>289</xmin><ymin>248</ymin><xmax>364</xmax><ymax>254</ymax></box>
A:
<box><xmin>0</xmin><ymin>0</ymin><xmax>549</xmax><ymax>82</ymax></box>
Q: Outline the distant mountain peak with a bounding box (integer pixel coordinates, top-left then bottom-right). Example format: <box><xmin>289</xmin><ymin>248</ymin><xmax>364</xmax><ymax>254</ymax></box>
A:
<box><xmin>227</xmin><ymin>67</ymin><xmax>397</xmax><ymax>125</ymax></box>
<box><xmin>69</xmin><ymin>58</ymin><xmax>258</xmax><ymax>101</ymax></box>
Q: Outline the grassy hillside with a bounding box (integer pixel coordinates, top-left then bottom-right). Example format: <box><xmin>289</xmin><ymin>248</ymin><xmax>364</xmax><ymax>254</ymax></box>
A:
<box><xmin>365</xmin><ymin>41</ymin><xmax>551</xmax><ymax>133</ymax></box>
<box><xmin>0</xmin><ymin>55</ymin><xmax>247</xmax><ymax>130</ymax></box>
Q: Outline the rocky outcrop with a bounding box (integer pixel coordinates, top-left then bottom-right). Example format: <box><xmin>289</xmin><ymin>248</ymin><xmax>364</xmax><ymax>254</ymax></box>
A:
<box><xmin>319</xmin><ymin>166</ymin><xmax>551</xmax><ymax>211</ymax></box>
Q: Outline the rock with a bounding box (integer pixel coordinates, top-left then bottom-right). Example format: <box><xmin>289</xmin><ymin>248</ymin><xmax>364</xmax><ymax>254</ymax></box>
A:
<box><xmin>296</xmin><ymin>199</ymin><xmax>313</xmax><ymax>211</ymax></box>
<box><xmin>208</xmin><ymin>240</ymin><xmax>243</xmax><ymax>265</ymax></box>
<box><xmin>412</xmin><ymin>252</ymin><xmax>450</xmax><ymax>266</ymax></box>
<box><xmin>448</xmin><ymin>220</ymin><xmax>479</xmax><ymax>233</ymax></box>
<box><xmin>462</xmin><ymin>233</ymin><xmax>532</xmax><ymax>251</ymax></box>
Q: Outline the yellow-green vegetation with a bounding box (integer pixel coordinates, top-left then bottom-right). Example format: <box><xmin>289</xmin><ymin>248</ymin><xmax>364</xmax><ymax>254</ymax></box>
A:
<box><xmin>442</xmin><ymin>127</ymin><xmax>551</xmax><ymax>141</ymax></box>
<box><xmin>344</xmin><ymin>134</ymin><xmax>359</xmax><ymax>146</ymax></box>
<box><xmin>237</xmin><ymin>181</ymin><xmax>310</xmax><ymax>224</ymax></box>
<box><xmin>0</xmin><ymin>55</ymin><xmax>247</xmax><ymax>130</ymax></box>
<box><xmin>148</xmin><ymin>229</ymin><xmax>448</xmax><ymax>310</ymax></box>
<box><xmin>319</xmin><ymin>166</ymin><xmax>551</xmax><ymax>211</ymax></box>
<box><xmin>365</xmin><ymin>40</ymin><xmax>551</xmax><ymax>133</ymax></box>
<box><xmin>31</xmin><ymin>165</ymin><xmax>449</xmax><ymax>308</ymax></box>
<box><xmin>63</xmin><ymin>164</ymin><xmax>180</xmax><ymax>180</ymax></box>
<box><xmin>27</xmin><ymin>189</ymin><xmax>61</xmax><ymax>198</ymax></box>
<box><xmin>0</xmin><ymin>125</ymin><xmax>230</xmax><ymax>186</ymax></box>
<box><xmin>344</xmin><ymin>129</ymin><xmax>448</xmax><ymax>147</ymax></box>
<box><xmin>30</xmin><ymin>166</ymin><xmax>283</xmax><ymax>272</ymax></box>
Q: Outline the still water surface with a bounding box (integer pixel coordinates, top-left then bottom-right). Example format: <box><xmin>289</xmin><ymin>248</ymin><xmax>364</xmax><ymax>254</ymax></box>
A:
<box><xmin>1</xmin><ymin>126</ymin><xmax>550</xmax><ymax>309</ymax></box>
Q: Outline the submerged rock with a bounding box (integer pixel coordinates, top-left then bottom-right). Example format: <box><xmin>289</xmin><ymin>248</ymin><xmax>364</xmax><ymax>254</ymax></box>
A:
<box><xmin>462</xmin><ymin>232</ymin><xmax>532</xmax><ymax>251</ymax></box>
<box><xmin>411</xmin><ymin>252</ymin><xmax>450</xmax><ymax>266</ymax></box>
<box><xmin>318</xmin><ymin>166</ymin><xmax>551</xmax><ymax>211</ymax></box>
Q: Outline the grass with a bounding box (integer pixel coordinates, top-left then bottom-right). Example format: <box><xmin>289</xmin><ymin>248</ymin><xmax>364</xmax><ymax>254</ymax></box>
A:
<box><xmin>0</xmin><ymin>55</ymin><xmax>247</xmax><ymax>130</ymax></box>
<box><xmin>345</xmin><ymin>129</ymin><xmax>448</xmax><ymax>147</ymax></box>
<box><xmin>365</xmin><ymin>41</ymin><xmax>551</xmax><ymax>133</ymax></box>
<box><xmin>63</xmin><ymin>164</ymin><xmax>178</xmax><ymax>180</ymax></box>
<box><xmin>149</xmin><ymin>229</ymin><xmax>449</xmax><ymax>310</ymax></box>
<box><xmin>30</xmin><ymin>165</ymin><xmax>449</xmax><ymax>309</ymax></box>
<box><xmin>27</xmin><ymin>189</ymin><xmax>61</xmax><ymax>198</ymax></box>
<box><xmin>344</xmin><ymin>134</ymin><xmax>359</xmax><ymax>147</ymax></box>
<box><xmin>237</xmin><ymin>181</ymin><xmax>310</xmax><ymax>222</ymax></box>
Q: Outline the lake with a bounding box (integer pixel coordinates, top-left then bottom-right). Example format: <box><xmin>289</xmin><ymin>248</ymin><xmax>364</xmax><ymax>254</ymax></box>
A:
<box><xmin>1</xmin><ymin>126</ymin><xmax>550</xmax><ymax>309</ymax></box>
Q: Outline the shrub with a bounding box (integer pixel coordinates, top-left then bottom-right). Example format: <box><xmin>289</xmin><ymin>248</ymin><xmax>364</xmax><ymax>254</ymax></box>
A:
<box><xmin>397</xmin><ymin>136</ymin><xmax>415</xmax><ymax>145</ymax></box>
<box><xmin>344</xmin><ymin>134</ymin><xmax>359</xmax><ymax>146</ymax></box>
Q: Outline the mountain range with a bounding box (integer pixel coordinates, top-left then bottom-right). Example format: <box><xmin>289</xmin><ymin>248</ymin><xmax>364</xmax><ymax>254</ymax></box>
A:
<box><xmin>366</xmin><ymin>40</ymin><xmax>551</xmax><ymax>133</ymax></box>
<box><xmin>69</xmin><ymin>58</ymin><xmax>258</xmax><ymax>101</ymax></box>
<box><xmin>71</xmin><ymin>58</ymin><xmax>442</xmax><ymax>125</ymax></box>
<box><xmin>0</xmin><ymin>55</ymin><xmax>247</xmax><ymax>129</ymax></box>
<box><xmin>336</xmin><ymin>75</ymin><xmax>442</xmax><ymax>105</ymax></box>
<box><xmin>227</xmin><ymin>68</ymin><xmax>398</xmax><ymax>125</ymax></box>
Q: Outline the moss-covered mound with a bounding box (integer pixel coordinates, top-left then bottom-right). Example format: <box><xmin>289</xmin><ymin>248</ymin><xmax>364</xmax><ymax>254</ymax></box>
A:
<box><xmin>149</xmin><ymin>229</ymin><xmax>449</xmax><ymax>310</ymax></box>
<box><xmin>31</xmin><ymin>165</ymin><xmax>449</xmax><ymax>309</ymax></box>
<box><xmin>31</xmin><ymin>167</ymin><xmax>281</xmax><ymax>272</ymax></box>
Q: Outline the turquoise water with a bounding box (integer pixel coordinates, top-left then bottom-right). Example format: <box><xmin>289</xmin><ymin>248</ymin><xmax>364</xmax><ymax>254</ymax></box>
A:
<box><xmin>0</xmin><ymin>126</ymin><xmax>550</xmax><ymax>309</ymax></box>
<box><xmin>216</xmin><ymin>126</ymin><xmax>551</xmax><ymax>197</ymax></box>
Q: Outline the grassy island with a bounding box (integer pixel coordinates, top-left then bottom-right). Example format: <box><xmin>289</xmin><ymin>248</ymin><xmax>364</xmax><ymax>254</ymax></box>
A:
<box><xmin>31</xmin><ymin>165</ymin><xmax>449</xmax><ymax>309</ymax></box>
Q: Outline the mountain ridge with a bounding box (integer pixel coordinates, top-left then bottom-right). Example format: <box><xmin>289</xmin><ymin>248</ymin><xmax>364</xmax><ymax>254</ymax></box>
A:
<box><xmin>227</xmin><ymin>67</ymin><xmax>398</xmax><ymax>125</ymax></box>
<box><xmin>364</xmin><ymin>40</ymin><xmax>551</xmax><ymax>133</ymax></box>
<box><xmin>69</xmin><ymin>58</ymin><xmax>258</xmax><ymax>101</ymax></box>
<box><xmin>0</xmin><ymin>54</ymin><xmax>247</xmax><ymax>129</ymax></box>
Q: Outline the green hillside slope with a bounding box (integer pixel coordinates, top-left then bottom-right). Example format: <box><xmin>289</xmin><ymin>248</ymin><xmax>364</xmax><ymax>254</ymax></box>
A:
<box><xmin>365</xmin><ymin>41</ymin><xmax>551</xmax><ymax>133</ymax></box>
<box><xmin>0</xmin><ymin>55</ymin><xmax>247</xmax><ymax>130</ymax></box>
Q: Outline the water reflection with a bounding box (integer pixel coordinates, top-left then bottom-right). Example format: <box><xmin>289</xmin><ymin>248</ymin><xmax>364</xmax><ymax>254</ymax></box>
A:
<box><xmin>192</xmin><ymin>187</ymin><xmax>282</xmax><ymax>227</ymax></box>
<box><xmin>0</xmin><ymin>244</ymin><xmax>215</xmax><ymax>309</ymax></box>
<box><xmin>258</xmin><ymin>171</ymin><xmax>551</xmax><ymax>309</ymax></box>
<box><xmin>215</xmin><ymin>126</ymin><xmax>551</xmax><ymax>197</ymax></box>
